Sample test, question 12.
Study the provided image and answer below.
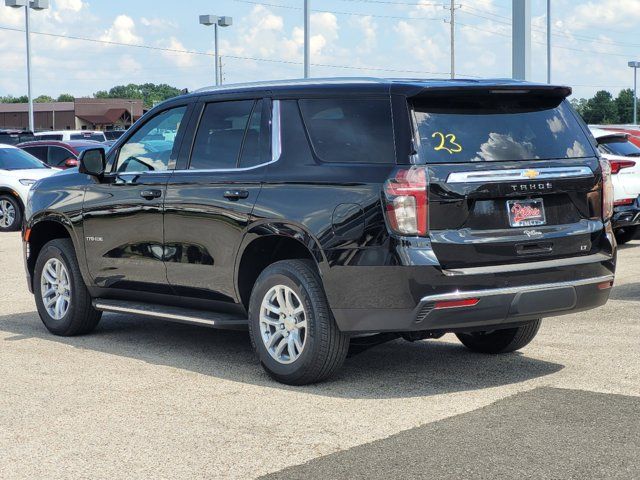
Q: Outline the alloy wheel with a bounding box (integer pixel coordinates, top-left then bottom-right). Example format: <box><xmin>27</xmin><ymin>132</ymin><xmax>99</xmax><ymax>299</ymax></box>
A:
<box><xmin>40</xmin><ymin>258</ymin><xmax>71</xmax><ymax>320</ymax></box>
<box><xmin>0</xmin><ymin>199</ymin><xmax>16</xmax><ymax>229</ymax></box>
<box><xmin>260</xmin><ymin>285</ymin><xmax>307</xmax><ymax>364</ymax></box>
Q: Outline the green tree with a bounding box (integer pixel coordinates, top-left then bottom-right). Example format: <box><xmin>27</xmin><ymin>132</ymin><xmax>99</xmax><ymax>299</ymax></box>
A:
<box><xmin>570</xmin><ymin>97</ymin><xmax>587</xmax><ymax>117</ymax></box>
<box><xmin>0</xmin><ymin>95</ymin><xmax>28</xmax><ymax>103</ymax></box>
<box><xmin>615</xmin><ymin>88</ymin><xmax>635</xmax><ymax>124</ymax></box>
<box><xmin>34</xmin><ymin>95</ymin><xmax>54</xmax><ymax>103</ymax></box>
<box><xmin>92</xmin><ymin>83</ymin><xmax>182</xmax><ymax>108</ymax></box>
<box><xmin>57</xmin><ymin>93</ymin><xmax>75</xmax><ymax>102</ymax></box>
<box><xmin>581</xmin><ymin>90</ymin><xmax>618</xmax><ymax>124</ymax></box>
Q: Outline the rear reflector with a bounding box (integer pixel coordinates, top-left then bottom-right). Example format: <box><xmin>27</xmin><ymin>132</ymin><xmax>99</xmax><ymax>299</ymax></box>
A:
<box><xmin>614</xmin><ymin>198</ymin><xmax>635</xmax><ymax>206</ymax></box>
<box><xmin>597</xmin><ymin>281</ymin><xmax>614</xmax><ymax>290</ymax></box>
<box><xmin>434</xmin><ymin>298</ymin><xmax>480</xmax><ymax>310</ymax></box>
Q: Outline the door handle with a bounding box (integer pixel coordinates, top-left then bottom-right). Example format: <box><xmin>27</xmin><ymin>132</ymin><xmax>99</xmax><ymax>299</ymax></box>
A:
<box><xmin>140</xmin><ymin>189</ymin><xmax>162</xmax><ymax>200</ymax></box>
<box><xmin>223</xmin><ymin>190</ymin><xmax>249</xmax><ymax>200</ymax></box>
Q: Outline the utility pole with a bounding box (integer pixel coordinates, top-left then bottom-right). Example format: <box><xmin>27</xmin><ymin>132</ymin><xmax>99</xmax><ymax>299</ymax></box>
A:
<box><xmin>547</xmin><ymin>0</ymin><xmax>551</xmax><ymax>83</ymax></box>
<box><xmin>450</xmin><ymin>0</ymin><xmax>455</xmax><ymax>79</ymax></box>
<box><xmin>219</xmin><ymin>57</ymin><xmax>224</xmax><ymax>85</ymax></box>
<box><xmin>304</xmin><ymin>0</ymin><xmax>310</xmax><ymax>78</ymax></box>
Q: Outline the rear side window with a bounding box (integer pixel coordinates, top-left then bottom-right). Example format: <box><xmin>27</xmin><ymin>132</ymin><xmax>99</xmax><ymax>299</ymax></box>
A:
<box><xmin>22</xmin><ymin>146</ymin><xmax>47</xmax><ymax>162</ymax></box>
<box><xmin>190</xmin><ymin>100</ymin><xmax>255</xmax><ymax>170</ymax></box>
<box><xmin>413</xmin><ymin>97</ymin><xmax>594</xmax><ymax>163</ymax></box>
<box><xmin>299</xmin><ymin>98</ymin><xmax>395</xmax><ymax>164</ymax></box>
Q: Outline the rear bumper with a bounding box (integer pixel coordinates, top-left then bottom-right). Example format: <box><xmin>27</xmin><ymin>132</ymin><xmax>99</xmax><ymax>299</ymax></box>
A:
<box><xmin>612</xmin><ymin>197</ymin><xmax>640</xmax><ymax>229</ymax></box>
<box><xmin>332</xmin><ymin>274</ymin><xmax>613</xmax><ymax>333</ymax></box>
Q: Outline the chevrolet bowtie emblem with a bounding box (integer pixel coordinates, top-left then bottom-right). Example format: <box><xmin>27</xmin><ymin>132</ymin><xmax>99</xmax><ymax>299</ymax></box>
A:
<box><xmin>522</xmin><ymin>169</ymin><xmax>540</xmax><ymax>179</ymax></box>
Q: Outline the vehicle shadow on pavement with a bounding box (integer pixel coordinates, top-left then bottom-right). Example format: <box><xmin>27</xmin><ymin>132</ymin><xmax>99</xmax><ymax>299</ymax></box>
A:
<box><xmin>0</xmin><ymin>312</ymin><xmax>563</xmax><ymax>399</ymax></box>
<box><xmin>609</xmin><ymin>282</ymin><xmax>640</xmax><ymax>301</ymax></box>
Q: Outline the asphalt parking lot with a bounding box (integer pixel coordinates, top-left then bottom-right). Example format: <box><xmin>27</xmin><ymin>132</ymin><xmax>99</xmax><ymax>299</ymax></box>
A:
<box><xmin>0</xmin><ymin>232</ymin><xmax>638</xmax><ymax>479</ymax></box>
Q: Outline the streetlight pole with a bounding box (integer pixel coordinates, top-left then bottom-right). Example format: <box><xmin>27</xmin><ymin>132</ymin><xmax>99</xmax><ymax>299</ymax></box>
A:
<box><xmin>5</xmin><ymin>0</ymin><xmax>49</xmax><ymax>132</ymax></box>
<box><xmin>629</xmin><ymin>61</ymin><xmax>640</xmax><ymax>125</ymax></box>
<box><xmin>304</xmin><ymin>0</ymin><xmax>310</xmax><ymax>78</ymax></box>
<box><xmin>200</xmin><ymin>15</ymin><xmax>232</xmax><ymax>86</ymax></box>
<box><xmin>547</xmin><ymin>0</ymin><xmax>551</xmax><ymax>84</ymax></box>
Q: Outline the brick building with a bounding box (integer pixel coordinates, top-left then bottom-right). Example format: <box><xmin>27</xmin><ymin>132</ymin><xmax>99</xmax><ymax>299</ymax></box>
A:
<box><xmin>0</xmin><ymin>98</ymin><xmax>145</xmax><ymax>132</ymax></box>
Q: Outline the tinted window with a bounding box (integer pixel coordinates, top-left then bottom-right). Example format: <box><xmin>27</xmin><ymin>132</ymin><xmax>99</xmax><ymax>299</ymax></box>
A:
<box><xmin>413</xmin><ymin>97</ymin><xmax>594</xmax><ymax>163</ymax></box>
<box><xmin>299</xmin><ymin>98</ymin><xmax>395</xmax><ymax>164</ymax></box>
<box><xmin>116</xmin><ymin>106</ymin><xmax>187</xmax><ymax>173</ymax></box>
<box><xmin>0</xmin><ymin>148</ymin><xmax>47</xmax><ymax>170</ymax></box>
<box><xmin>48</xmin><ymin>146</ymin><xmax>75</xmax><ymax>167</ymax></box>
<box><xmin>598</xmin><ymin>138</ymin><xmax>640</xmax><ymax>157</ymax></box>
<box><xmin>70</xmin><ymin>133</ymin><xmax>106</xmax><ymax>142</ymax></box>
<box><xmin>104</xmin><ymin>131</ymin><xmax>125</xmax><ymax>140</ymax></box>
<box><xmin>37</xmin><ymin>134</ymin><xmax>63</xmax><ymax>141</ymax></box>
<box><xmin>22</xmin><ymin>146</ymin><xmax>48</xmax><ymax>162</ymax></box>
<box><xmin>190</xmin><ymin>100</ymin><xmax>254</xmax><ymax>170</ymax></box>
<box><xmin>239</xmin><ymin>100</ymin><xmax>264</xmax><ymax>168</ymax></box>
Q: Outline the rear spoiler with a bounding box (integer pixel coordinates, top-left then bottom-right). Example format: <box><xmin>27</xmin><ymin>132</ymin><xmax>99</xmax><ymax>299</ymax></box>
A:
<box><xmin>409</xmin><ymin>84</ymin><xmax>572</xmax><ymax>100</ymax></box>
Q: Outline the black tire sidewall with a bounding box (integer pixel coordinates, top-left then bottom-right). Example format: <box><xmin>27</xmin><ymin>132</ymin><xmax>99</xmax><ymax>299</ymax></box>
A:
<box><xmin>0</xmin><ymin>195</ymin><xmax>22</xmax><ymax>232</ymax></box>
<box><xmin>249</xmin><ymin>265</ymin><xmax>323</xmax><ymax>379</ymax></box>
<box><xmin>33</xmin><ymin>241</ymin><xmax>82</xmax><ymax>335</ymax></box>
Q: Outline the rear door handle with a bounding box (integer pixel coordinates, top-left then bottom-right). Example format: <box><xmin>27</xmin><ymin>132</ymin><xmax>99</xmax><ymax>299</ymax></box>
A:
<box><xmin>223</xmin><ymin>190</ymin><xmax>249</xmax><ymax>200</ymax></box>
<box><xmin>140</xmin><ymin>189</ymin><xmax>162</xmax><ymax>200</ymax></box>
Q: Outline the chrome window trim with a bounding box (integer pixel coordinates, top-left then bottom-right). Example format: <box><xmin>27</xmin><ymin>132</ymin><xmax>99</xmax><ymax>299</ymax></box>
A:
<box><xmin>446</xmin><ymin>166</ymin><xmax>593</xmax><ymax>184</ymax></box>
<box><xmin>171</xmin><ymin>99</ymin><xmax>282</xmax><ymax>174</ymax></box>
<box><xmin>420</xmin><ymin>274</ymin><xmax>614</xmax><ymax>303</ymax></box>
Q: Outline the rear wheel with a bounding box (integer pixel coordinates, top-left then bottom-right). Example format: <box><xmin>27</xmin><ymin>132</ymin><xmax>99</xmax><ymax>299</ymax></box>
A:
<box><xmin>248</xmin><ymin>260</ymin><xmax>349</xmax><ymax>385</ymax></box>
<box><xmin>614</xmin><ymin>226</ymin><xmax>638</xmax><ymax>245</ymax></box>
<box><xmin>34</xmin><ymin>238</ymin><xmax>102</xmax><ymax>336</ymax></box>
<box><xmin>456</xmin><ymin>319</ymin><xmax>541</xmax><ymax>354</ymax></box>
<box><xmin>0</xmin><ymin>194</ymin><xmax>22</xmax><ymax>232</ymax></box>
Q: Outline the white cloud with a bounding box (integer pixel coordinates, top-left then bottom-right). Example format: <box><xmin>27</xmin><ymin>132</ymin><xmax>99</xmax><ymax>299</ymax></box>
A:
<box><xmin>161</xmin><ymin>37</ymin><xmax>195</xmax><ymax>68</ymax></box>
<box><xmin>141</xmin><ymin>17</ymin><xmax>177</xmax><ymax>30</ymax></box>
<box><xmin>55</xmin><ymin>0</ymin><xmax>85</xmax><ymax>12</ymax></box>
<box><xmin>569</xmin><ymin>0</ymin><xmax>640</xmax><ymax>29</ymax></box>
<box><xmin>100</xmin><ymin>15</ymin><xmax>142</xmax><ymax>45</ymax></box>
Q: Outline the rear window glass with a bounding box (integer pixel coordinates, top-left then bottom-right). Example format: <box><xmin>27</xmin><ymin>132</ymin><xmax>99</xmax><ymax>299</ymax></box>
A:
<box><xmin>37</xmin><ymin>134</ymin><xmax>63</xmax><ymax>141</ymax></box>
<box><xmin>598</xmin><ymin>138</ymin><xmax>640</xmax><ymax>157</ymax></box>
<box><xmin>299</xmin><ymin>98</ymin><xmax>395</xmax><ymax>164</ymax></box>
<box><xmin>70</xmin><ymin>133</ymin><xmax>105</xmax><ymax>142</ymax></box>
<box><xmin>413</xmin><ymin>97</ymin><xmax>594</xmax><ymax>163</ymax></box>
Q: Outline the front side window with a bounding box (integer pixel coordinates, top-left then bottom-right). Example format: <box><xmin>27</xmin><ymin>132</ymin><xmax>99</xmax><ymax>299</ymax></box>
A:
<box><xmin>116</xmin><ymin>106</ymin><xmax>187</xmax><ymax>173</ymax></box>
<box><xmin>413</xmin><ymin>97</ymin><xmax>594</xmax><ymax>163</ymax></box>
<box><xmin>48</xmin><ymin>146</ymin><xmax>75</xmax><ymax>167</ymax></box>
<box><xmin>299</xmin><ymin>98</ymin><xmax>396</xmax><ymax>164</ymax></box>
<box><xmin>189</xmin><ymin>100</ymin><xmax>255</xmax><ymax>170</ymax></box>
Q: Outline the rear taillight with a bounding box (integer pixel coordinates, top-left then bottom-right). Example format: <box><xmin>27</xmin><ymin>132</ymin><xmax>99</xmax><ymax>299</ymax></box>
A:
<box><xmin>600</xmin><ymin>159</ymin><xmax>614</xmax><ymax>221</ymax></box>
<box><xmin>383</xmin><ymin>167</ymin><xmax>428</xmax><ymax>236</ymax></box>
<box><xmin>614</xmin><ymin>198</ymin><xmax>635</xmax><ymax>206</ymax></box>
<box><xmin>609</xmin><ymin>159</ymin><xmax>635</xmax><ymax>174</ymax></box>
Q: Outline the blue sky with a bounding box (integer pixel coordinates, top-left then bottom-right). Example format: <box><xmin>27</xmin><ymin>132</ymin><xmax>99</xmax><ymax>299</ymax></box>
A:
<box><xmin>0</xmin><ymin>0</ymin><xmax>638</xmax><ymax>100</ymax></box>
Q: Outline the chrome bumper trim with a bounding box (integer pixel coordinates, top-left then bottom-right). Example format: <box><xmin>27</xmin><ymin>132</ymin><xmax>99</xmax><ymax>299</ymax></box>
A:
<box><xmin>443</xmin><ymin>253</ymin><xmax>612</xmax><ymax>276</ymax></box>
<box><xmin>420</xmin><ymin>275</ymin><xmax>614</xmax><ymax>303</ymax></box>
<box><xmin>446</xmin><ymin>166</ymin><xmax>593</xmax><ymax>184</ymax></box>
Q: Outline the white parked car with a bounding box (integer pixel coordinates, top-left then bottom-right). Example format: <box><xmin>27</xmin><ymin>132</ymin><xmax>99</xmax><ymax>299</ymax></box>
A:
<box><xmin>35</xmin><ymin>130</ymin><xmax>107</xmax><ymax>143</ymax></box>
<box><xmin>590</xmin><ymin>127</ymin><xmax>640</xmax><ymax>244</ymax></box>
<box><xmin>0</xmin><ymin>145</ymin><xmax>58</xmax><ymax>231</ymax></box>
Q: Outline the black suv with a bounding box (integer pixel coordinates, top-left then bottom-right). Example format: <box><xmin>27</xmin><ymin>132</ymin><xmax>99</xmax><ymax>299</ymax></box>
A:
<box><xmin>23</xmin><ymin>79</ymin><xmax>616</xmax><ymax>385</ymax></box>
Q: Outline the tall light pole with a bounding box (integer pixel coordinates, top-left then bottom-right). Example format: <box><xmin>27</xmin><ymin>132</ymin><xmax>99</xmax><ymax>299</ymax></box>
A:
<box><xmin>512</xmin><ymin>0</ymin><xmax>531</xmax><ymax>81</ymax></box>
<box><xmin>5</xmin><ymin>0</ymin><xmax>49</xmax><ymax>132</ymax></box>
<box><xmin>630</xmin><ymin>61</ymin><xmax>640</xmax><ymax>125</ymax></box>
<box><xmin>547</xmin><ymin>0</ymin><xmax>551</xmax><ymax>83</ymax></box>
<box><xmin>199</xmin><ymin>15</ymin><xmax>233</xmax><ymax>86</ymax></box>
<box><xmin>304</xmin><ymin>0</ymin><xmax>310</xmax><ymax>78</ymax></box>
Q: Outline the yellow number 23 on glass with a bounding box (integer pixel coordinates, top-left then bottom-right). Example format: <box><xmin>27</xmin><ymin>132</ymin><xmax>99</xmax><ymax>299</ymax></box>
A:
<box><xmin>431</xmin><ymin>132</ymin><xmax>462</xmax><ymax>154</ymax></box>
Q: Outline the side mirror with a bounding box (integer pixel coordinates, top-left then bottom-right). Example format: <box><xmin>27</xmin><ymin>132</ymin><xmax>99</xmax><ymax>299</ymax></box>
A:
<box><xmin>64</xmin><ymin>158</ymin><xmax>78</xmax><ymax>169</ymax></box>
<box><xmin>78</xmin><ymin>148</ymin><xmax>106</xmax><ymax>176</ymax></box>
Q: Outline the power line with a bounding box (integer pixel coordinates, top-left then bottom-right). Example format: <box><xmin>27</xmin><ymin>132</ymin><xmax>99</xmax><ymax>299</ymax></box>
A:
<box><xmin>232</xmin><ymin>0</ymin><xmax>444</xmax><ymax>20</ymax></box>
<box><xmin>0</xmin><ymin>24</ymin><xmax>473</xmax><ymax>77</ymax></box>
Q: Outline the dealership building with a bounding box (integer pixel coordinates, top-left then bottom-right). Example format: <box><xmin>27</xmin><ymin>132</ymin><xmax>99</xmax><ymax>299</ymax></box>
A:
<box><xmin>0</xmin><ymin>98</ymin><xmax>145</xmax><ymax>132</ymax></box>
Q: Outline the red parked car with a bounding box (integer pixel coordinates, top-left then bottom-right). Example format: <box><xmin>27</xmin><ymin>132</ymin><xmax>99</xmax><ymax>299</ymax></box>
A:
<box><xmin>16</xmin><ymin>140</ymin><xmax>108</xmax><ymax>169</ymax></box>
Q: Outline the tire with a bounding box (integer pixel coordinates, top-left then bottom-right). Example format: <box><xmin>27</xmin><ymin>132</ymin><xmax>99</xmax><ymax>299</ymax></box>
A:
<box><xmin>248</xmin><ymin>260</ymin><xmax>349</xmax><ymax>385</ymax></box>
<box><xmin>33</xmin><ymin>238</ymin><xmax>102</xmax><ymax>336</ymax></box>
<box><xmin>456</xmin><ymin>319</ymin><xmax>541</xmax><ymax>354</ymax></box>
<box><xmin>614</xmin><ymin>226</ymin><xmax>638</xmax><ymax>245</ymax></box>
<box><xmin>0</xmin><ymin>194</ymin><xmax>22</xmax><ymax>232</ymax></box>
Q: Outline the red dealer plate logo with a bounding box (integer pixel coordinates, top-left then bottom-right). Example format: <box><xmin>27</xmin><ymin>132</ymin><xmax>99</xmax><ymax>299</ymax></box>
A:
<box><xmin>506</xmin><ymin>198</ymin><xmax>547</xmax><ymax>227</ymax></box>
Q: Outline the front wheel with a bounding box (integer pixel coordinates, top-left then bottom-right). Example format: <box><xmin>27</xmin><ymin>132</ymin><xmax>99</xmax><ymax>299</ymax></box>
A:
<box><xmin>248</xmin><ymin>260</ymin><xmax>349</xmax><ymax>385</ymax></box>
<box><xmin>0</xmin><ymin>195</ymin><xmax>22</xmax><ymax>232</ymax></box>
<box><xmin>456</xmin><ymin>319</ymin><xmax>541</xmax><ymax>354</ymax></box>
<box><xmin>33</xmin><ymin>238</ymin><xmax>102</xmax><ymax>336</ymax></box>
